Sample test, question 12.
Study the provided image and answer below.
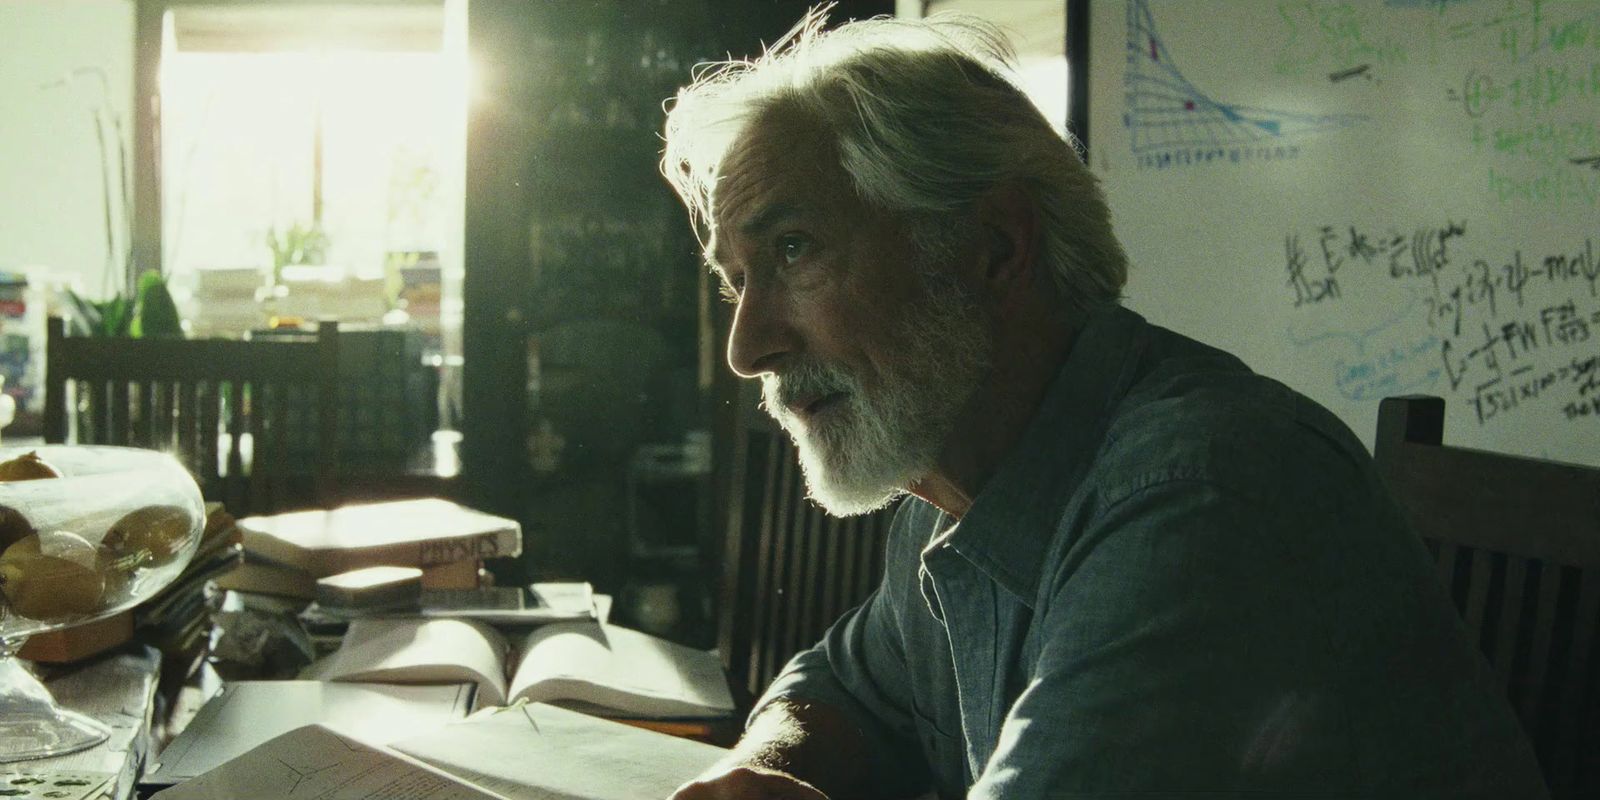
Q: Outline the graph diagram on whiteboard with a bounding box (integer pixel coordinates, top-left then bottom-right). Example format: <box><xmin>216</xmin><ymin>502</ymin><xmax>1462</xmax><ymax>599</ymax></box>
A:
<box><xmin>1125</xmin><ymin>0</ymin><xmax>1364</xmax><ymax>166</ymax></box>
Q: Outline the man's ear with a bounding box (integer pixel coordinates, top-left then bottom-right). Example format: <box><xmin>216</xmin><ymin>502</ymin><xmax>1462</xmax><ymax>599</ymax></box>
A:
<box><xmin>977</xmin><ymin>182</ymin><xmax>1039</xmax><ymax>300</ymax></box>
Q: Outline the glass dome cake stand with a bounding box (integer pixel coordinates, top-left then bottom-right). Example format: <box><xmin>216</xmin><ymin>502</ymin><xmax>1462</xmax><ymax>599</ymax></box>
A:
<box><xmin>0</xmin><ymin>445</ymin><xmax>204</xmax><ymax>762</ymax></box>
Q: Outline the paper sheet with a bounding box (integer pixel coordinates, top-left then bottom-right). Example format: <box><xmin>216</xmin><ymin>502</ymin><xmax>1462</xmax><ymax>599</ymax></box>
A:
<box><xmin>149</xmin><ymin>725</ymin><xmax>508</xmax><ymax>800</ymax></box>
<box><xmin>144</xmin><ymin>681</ymin><xmax>471</xmax><ymax>787</ymax></box>
<box><xmin>392</xmin><ymin>703</ymin><xmax>726</xmax><ymax>800</ymax></box>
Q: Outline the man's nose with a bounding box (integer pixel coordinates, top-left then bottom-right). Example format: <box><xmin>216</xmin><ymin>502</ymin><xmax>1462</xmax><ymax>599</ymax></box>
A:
<box><xmin>726</xmin><ymin>287</ymin><xmax>796</xmax><ymax>379</ymax></box>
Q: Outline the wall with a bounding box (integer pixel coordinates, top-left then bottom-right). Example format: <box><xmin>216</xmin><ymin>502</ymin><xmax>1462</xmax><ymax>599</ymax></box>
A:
<box><xmin>1089</xmin><ymin>0</ymin><xmax>1599</xmax><ymax>466</ymax></box>
<box><xmin>928</xmin><ymin>0</ymin><xmax>1068</xmax><ymax>131</ymax></box>
<box><xmin>0</xmin><ymin>0</ymin><xmax>135</xmax><ymax>298</ymax></box>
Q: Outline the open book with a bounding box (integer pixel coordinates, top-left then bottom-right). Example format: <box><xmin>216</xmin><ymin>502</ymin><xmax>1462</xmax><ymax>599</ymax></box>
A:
<box><xmin>302</xmin><ymin>616</ymin><xmax>735</xmax><ymax>718</ymax></box>
<box><xmin>151</xmin><ymin>702</ymin><xmax>727</xmax><ymax>800</ymax></box>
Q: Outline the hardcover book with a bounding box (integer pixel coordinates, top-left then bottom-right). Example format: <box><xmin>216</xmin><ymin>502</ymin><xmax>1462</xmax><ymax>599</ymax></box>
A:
<box><xmin>236</xmin><ymin>498</ymin><xmax>521</xmax><ymax>577</ymax></box>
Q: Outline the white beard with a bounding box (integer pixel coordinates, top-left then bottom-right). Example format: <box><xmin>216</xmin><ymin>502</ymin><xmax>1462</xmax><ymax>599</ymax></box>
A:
<box><xmin>762</xmin><ymin>271</ymin><xmax>992</xmax><ymax>516</ymax></box>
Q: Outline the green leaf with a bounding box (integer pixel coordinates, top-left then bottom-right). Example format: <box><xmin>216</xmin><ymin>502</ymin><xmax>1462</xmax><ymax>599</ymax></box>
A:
<box><xmin>98</xmin><ymin>295</ymin><xmax>132</xmax><ymax>337</ymax></box>
<box><xmin>131</xmin><ymin>271</ymin><xmax>183</xmax><ymax>338</ymax></box>
<box><xmin>61</xmin><ymin>290</ymin><xmax>103</xmax><ymax>337</ymax></box>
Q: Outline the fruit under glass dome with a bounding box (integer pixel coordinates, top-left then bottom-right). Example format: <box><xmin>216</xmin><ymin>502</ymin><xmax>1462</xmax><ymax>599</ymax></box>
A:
<box><xmin>0</xmin><ymin>445</ymin><xmax>204</xmax><ymax>761</ymax></box>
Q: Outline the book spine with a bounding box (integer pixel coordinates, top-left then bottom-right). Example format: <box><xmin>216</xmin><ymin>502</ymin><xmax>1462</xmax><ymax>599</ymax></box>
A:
<box><xmin>328</xmin><ymin>529</ymin><xmax>519</xmax><ymax>574</ymax></box>
<box><xmin>414</xmin><ymin>528</ymin><xmax>519</xmax><ymax>567</ymax></box>
<box><xmin>420</xmin><ymin>559</ymin><xmax>483</xmax><ymax>590</ymax></box>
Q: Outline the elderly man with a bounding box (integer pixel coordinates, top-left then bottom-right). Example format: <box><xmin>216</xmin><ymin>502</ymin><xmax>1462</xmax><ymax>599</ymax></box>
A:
<box><xmin>661</xmin><ymin>10</ymin><xmax>1546</xmax><ymax>800</ymax></box>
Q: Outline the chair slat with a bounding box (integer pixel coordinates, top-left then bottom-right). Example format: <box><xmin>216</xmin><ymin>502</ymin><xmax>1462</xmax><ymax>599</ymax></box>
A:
<box><xmin>1475</xmin><ymin>551</ymin><xmax>1508</xmax><ymax>666</ymax></box>
<box><xmin>1491</xmin><ymin>555</ymin><xmax>1529</xmax><ymax>687</ymax></box>
<box><xmin>223</xmin><ymin>379</ymin><xmax>247</xmax><ymax>512</ymax></box>
<box><xmin>109</xmin><ymin>380</ymin><xmax>131</xmax><ymax>446</ymax></box>
<box><xmin>1435</xmin><ymin>542</ymin><xmax>1461</xmax><ymax>603</ymax></box>
<box><xmin>1521</xmin><ymin>560</ymin><xmax>1565</xmax><ymax>728</ymax></box>
<box><xmin>753</xmin><ymin>437</ymin><xmax>790</xmax><ymax>691</ymax></box>
<box><xmin>829</xmin><ymin>515</ymin><xmax>855</xmax><ymax>625</ymax></box>
<box><xmin>248</xmin><ymin>380</ymin><xmax>269</xmax><ymax>514</ymax></box>
<box><xmin>775</xmin><ymin>451</ymin><xmax>807</xmax><ymax>684</ymax></box>
<box><xmin>790</xmin><ymin>500</ymin><xmax>823</xmax><ymax>663</ymax></box>
<box><xmin>175</xmin><ymin>379</ymin><xmax>197</xmax><ymax>476</ymax></box>
<box><xmin>198</xmin><ymin>380</ymin><xmax>221</xmax><ymax>502</ymax></box>
<box><xmin>262</xmin><ymin>381</ymin><xmax>292</xmax><ymax>513</ymax></box>
<box><xmin>91</xmin><ymin>379</ymin><xmax>111</xmax><ymax>444</ymax></box>
<box><xmin>137</xmin><ymin>380</ymin><xmax>156</xmax><ymax>448</ymax></box>
<box><xmin>1462</xmin><ymin>546</ymin><xmax>1494</xmax><ymax>639</ymax></box>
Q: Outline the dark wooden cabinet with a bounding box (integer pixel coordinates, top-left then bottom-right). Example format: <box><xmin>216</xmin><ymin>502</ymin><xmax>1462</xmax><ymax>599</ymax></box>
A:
<box><xmin>462</xmin><ymin>1</ymin><xmax>892</xmax><ymax>643</ymax></box>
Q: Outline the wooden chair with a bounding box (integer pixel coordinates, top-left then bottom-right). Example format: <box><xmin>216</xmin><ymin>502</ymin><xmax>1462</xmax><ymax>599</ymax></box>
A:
<box><xmin>717</xmin><ymin>384</ymin><xmax>899</xmax><ymax>707</ymax></box>
<box><xmin>1374</xmin><ymin>395</ymin><xmax>1600</xmax><ymax>798</ymax></box>
<box><xmin>44</xmin><ymin>316</ymin><xmax>340</xmax><ymax>516</ymax></box>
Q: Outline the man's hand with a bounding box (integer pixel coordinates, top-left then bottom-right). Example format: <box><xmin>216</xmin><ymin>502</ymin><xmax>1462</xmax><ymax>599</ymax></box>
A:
<box><xmin>671</xmin><ymin>765</ymin><xmax>830</xmax><ymax>800</ymax></box>
<box><xmin>665</xmin><ymin>700</ymin><xmax>872</xmax><ymax>800</ymax></box>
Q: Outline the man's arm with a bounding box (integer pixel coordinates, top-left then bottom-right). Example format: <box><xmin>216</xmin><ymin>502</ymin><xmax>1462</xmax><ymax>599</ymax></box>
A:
<box><xmin>671</xmin><ymin>699</ymin><xmax>874</xmax><ymax>800</ymax></box>
<box><xmin>673</xmin><ymin>530</ymin><xmax>935</xmax><ymax>800</ymax></box>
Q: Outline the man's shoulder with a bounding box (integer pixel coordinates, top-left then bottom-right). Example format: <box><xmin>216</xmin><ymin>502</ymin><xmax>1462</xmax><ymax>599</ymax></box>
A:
<box><xmin>1091</xmin><ymin>331</ymin><xmax>1370</xmax><ymax>507</ymax></box>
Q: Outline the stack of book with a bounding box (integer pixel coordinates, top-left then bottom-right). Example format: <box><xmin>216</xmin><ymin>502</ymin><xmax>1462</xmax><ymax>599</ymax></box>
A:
<box><xmin>216</xmin><ymin>498</ymin><xmax>523</xmax><ymax>602</ymax></box>
<box><xmin>20</xmin><ymin>502</ymin><xmax>246</xmax><ymax>664</ymax></box>
<box><xmin>0</xmin><ymin>271</ymin><xmax>32</xmax><ymax>419</ymax></box>
<box><xmin>189</xmin><ymin>267</ymin><xmax>268</xmax><ymax>337</ymax></box>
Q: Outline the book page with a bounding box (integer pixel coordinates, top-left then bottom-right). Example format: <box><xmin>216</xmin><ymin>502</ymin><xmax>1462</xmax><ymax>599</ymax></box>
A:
<box><xmin>150</xmin><ymin>725</ymin><xmax>508</xmax><ymax>800</ymax></box>
<box><xmin>505</xmin><ymin>623</ymin><xmax>733</xmax><ymax>718</ymax></box>
<box><xmin>145</xmin><ymin>682</ymin><xmax>472</xmax><ymax>787</ymax></box>
<box><xmin>304</xmin><ymin>618</ymin><xmax>510</xmax><ymax>707</ymax></box>
<box><xmin>392</xmin><ymin>703</ymin><xmax>726</xmax><ymax>800</ymax></box>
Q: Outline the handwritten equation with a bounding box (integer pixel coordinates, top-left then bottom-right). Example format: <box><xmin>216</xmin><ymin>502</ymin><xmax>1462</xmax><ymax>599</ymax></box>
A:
<box><xmin>1284</xmin><ymin>218</ymin><xmax>1599</xmax><ymax>426</ymax></box>
<box><xmin>1449</xmin><ymin>0</ymin><xmax>1600</xmax><ymax>207</ymax></box>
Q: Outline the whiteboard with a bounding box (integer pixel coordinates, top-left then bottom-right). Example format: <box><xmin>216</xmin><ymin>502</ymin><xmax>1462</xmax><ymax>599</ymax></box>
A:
<box><xmin>1087</xmin><ymin>0</ymin><xmax>1600</xmax><ymax>465</ymax></box>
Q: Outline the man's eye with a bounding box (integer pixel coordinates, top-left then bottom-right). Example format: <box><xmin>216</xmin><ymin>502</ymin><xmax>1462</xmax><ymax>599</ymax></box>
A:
<box><xmin>777</xmin><ymin>234</ymin><xmax>811</xmax><ymax>265</ymax></box>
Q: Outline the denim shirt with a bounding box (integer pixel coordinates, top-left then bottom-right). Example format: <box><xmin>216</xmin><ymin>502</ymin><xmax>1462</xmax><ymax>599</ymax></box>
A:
<box><xmin>754</xmin><ymin>306</ymin><xmax>1547</xmax><ymax>799</ymax></box>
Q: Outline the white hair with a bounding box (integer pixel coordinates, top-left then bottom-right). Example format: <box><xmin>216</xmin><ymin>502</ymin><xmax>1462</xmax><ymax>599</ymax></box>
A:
<box><xmin>661</xmin><ymin>4</ymin><xmax>1128</xmax><ymax>321</ymax></box>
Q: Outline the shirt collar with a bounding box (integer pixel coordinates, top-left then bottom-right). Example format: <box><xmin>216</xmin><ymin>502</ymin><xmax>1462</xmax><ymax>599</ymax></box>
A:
<box><xmin>932</xmin><ymin>304</ymin><xmax>1149</xmax><ymax>606</ymax></box>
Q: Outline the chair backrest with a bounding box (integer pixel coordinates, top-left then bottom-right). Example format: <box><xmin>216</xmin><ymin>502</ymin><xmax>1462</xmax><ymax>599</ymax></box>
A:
<box><xmin>718</xmin><ymin>384</ymin><xmax>897</xmax><ymax>706</ymax></box>
<box><xmin>1374</xmin><ymin>395</ymin><xmax>1600</xmax><ymax>799</ymax></box>
<box><xmin>44</xmin><ymin>316</ymin><xmax>340</xmax><ymax>516</ymax></box>
<box><xmin>251</xmin><ymin>326</ymin><xmax>437</xmax><ymax>471</ymax></box>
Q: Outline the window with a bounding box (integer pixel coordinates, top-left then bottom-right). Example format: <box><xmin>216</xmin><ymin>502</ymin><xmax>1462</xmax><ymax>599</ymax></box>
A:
<box><xmin>157</xmin><ymin>2</ymin><xmax>466</xmax><ymax>353</ymax></box>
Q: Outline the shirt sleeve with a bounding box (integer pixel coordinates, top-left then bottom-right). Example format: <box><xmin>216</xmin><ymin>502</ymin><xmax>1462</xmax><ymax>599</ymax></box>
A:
<box><xmin>968</xmin><ymin>475</ymin><xmax>1363</xmax><ymax>798</ymax></box>
<box><xmin>753</xmin><ymin>570</ymin><xmax>935</xmax><ymax>798</ymax></box>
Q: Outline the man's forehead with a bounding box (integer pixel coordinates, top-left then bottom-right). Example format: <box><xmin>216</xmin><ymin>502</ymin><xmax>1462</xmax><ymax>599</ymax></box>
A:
<box><xmin>706</xmin><ymin>197</ymin><xmax>806</xmax><ymax>272</ymax></box>
<box><xmin>712</xmin><ymin>108</ymin><xmax>837</xmax><ymax>209</ymax></box>
<box><xmin>704</xmin><ymin>108</ymin><xmax>842</xmax><ymax>264</ymax></box>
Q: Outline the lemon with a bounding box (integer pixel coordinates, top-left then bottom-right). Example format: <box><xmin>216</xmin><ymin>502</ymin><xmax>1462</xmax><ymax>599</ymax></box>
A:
<box><xmin>102</xmin><ymin>505</ymin><xmax>194</xmax><ymax>567</ymax></box>
<box><xmin>0</xmin><ymin>451</ymin><xmax>63</xmax><ymax>482</ymax></box>
<box><xmin>0</xmin><ymin>531</ymin><xmax>107</xmax><ymax>621</ymax></box>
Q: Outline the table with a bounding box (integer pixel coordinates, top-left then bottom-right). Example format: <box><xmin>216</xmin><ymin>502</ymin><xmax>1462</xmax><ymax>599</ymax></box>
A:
<box><xmin>15</xmin><ymin>647</ymin><xmax>162</xmax><ymax>800</ymax></box>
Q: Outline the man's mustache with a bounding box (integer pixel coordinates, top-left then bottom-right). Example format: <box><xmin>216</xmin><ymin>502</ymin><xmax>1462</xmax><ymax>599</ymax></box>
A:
<box><xmin>761</xmin><ymin>361</ymin><xmax>856</xmax><ymax>417</ymax></box>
